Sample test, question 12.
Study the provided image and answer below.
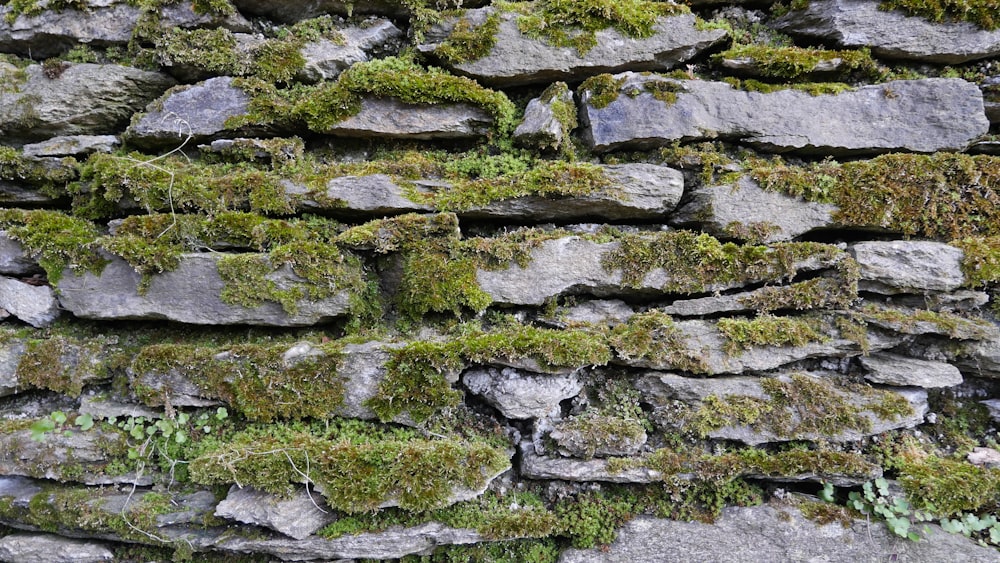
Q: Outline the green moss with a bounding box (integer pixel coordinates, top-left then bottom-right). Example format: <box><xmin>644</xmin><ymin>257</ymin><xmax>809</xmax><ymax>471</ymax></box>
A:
<box><xmin>738</xmin><ymin>263</ymin><xmax>859</xmax><ymax>313</ymax></box>
<box><xmin>879</xmin><ymin>0</ymin><xmax>999</xmax><ymax>30</ymax></box>
<box><xmin>716</xmin><ymin>314</ymin><xmax>827</xmax><ymax>353</ymax></box>
<box><xmin>553</xmin><ymin>413</ymin><xmax>646</xmax><ymax>459</ymax></box>
<box><xmin>749</xmin><ymin>153</ymin><xmax>1000</xmax><ymax>240</ymax></box>
<box><xmin>658</xmin><ymin>142</ymin><xmax>736</xmax><ymax>186</ymax></box>
<box><xmin>715</xmin><ymin>44</ymin><xmax>879</xmax><ymax>80</ymax></box>
<box><xmin>3</xmin><ymin>0</ymin><xmax>87</xmax><ymax>24</ymax></box>
<box><xmin>409</xmin><ymin>540</ymin><xmax>560</xmax><ymax>563</ymax></box>
<box><xmin>131</xmin><ymin>341</ymin><xmax>346</xmax><ymax>422</ymax></box>
<box><xmin>153</xmin><ymin>27</ymin><xmax>244</xmax><ymax>76</ymax></box>
<box><xmin>858</xmin><ymin>305</ymin><xmax>996</xmax><ymax>340</ymax></box>
<box><xmin>900</xmin><ymin>456</ymin><xmax>1000</xmax><ymax>516</ymax></box>
<box><xmin>953</xmin><ymin>236</ymin><xmax>1000</xmax><ymax>287</ymax></box>
<box><xmin>608</xmin><ymin>310</ymin><xmax>709</xmax><ymax>373</ymax></box>
<box><xmin>0</xmin><ymin>146</ymin><xmax>77</xmax><ymax>195</ymax></box>
<box><xmin>601</xmin><ymin>229</ymin><xmax>844</xmax><ymax>294</ymax></box>
<box><xmin>579</xmin><ymin>73</ymin><xmax>626</xmax><ymax>109</ymax></box>
<box><xmin>724</xmin><ymin>78</ymin><xmax>856</xmax><ymax>96</ymax></box>
<box><xmin>188</xmin><ymin>421</ymin><xmax>509</xmax><ymax>513</ymax></box>
<box><xmin>797</xmin><ymin>500</ymin><xmax>854</xmax><ymax>527</ymax></box>
<box><xmin>0</xmin><ymin>209</ymin><xmax>106</xmax><ymax>284</ymax></box>
<box><xmin>643</xmin><ymin>79</ymin><xmax>682</xmax><ymax>105</ymax></box>
<box><xmin>434</xmin><ymin>10</ymin><xmax>502</xmax><ymax>64</ymax></box>
<box><xmin>15</xmin><ymin>336</ymin><xmax>110</xmax><ymax>397</ymax></box>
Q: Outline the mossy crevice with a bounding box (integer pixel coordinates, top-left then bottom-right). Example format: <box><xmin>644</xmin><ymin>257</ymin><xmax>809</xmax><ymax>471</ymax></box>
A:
<box><xmin>0</xmin><ymin>209</ymin><xmax>107</xmax><ymax>284</ymax></box>
<box><xmin>879</xmin><ymin>0</ymin><xmax>1000</xmax><ymax>30</ymax></box>
<box><xmin>715</xmin><ymin>44</ymin><xmax>880</xmax><ymax>81</ymax></box>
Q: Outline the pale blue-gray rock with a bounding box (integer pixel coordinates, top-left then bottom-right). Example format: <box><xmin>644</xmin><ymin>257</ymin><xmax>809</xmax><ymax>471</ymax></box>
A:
<box><xmin>850</xmin><ymin>240</ymin><xmax>966</xmax><ymax>294</ymax></box>
<box><xmin>860</xmin><ymin>353</ymin><xmax>963</xmax><ymax>388</ymax></box>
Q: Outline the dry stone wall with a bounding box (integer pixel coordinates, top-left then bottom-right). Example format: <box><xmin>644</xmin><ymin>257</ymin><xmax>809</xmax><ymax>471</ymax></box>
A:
<box><xmin>0</xmin><ymin>1</ymin><xmax>1000</xmax><ymax>562</ymax></box>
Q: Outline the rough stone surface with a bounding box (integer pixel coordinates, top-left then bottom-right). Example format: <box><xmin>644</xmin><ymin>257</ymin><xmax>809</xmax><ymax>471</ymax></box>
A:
<box><xmin>851</xmin><ymin>241</ymin><xmax>966</xmax><ymax>294</ymax></box>
<box><xmin>298</xmin><ymin>18</ymin><xmax>404</xmax><ymax>83</ymax></box>
<box><xmin>860</xmin><ymin>353</ymin><xmax>963</xmax><ymax>388</ymax></box>
<box><xmin>558</xmin><ymin>299</ymin><xmax>635</xmax><ymax>327</ymax></box>
<box><xmin>56</xmin><ymin>253</ymin><xmax>356</xmax><ymax>326</ymax></box>
<box><xmin>550</xmin><ymin>416</ymin><xmax>646</xmax><ymax>458</ymax></box>
<box><xmin>462</xmin><ymin>367</ymin><xmax>583</xmax><ymax>419</ymax></box>
<box><xmin>231</xmin><ymin>0</ymin><xmax>429</xmax><ymax>22</ymax></box>
<box><xmin>514</xmin><ymin>84</ymin><xmax>573</xmax><ymax>151</ymax></box>
<box><xmin>558</xmin><ymin>505</ymin><xmax>1000</xmax><ymax>563</ymax></box>
<box><xmin>317</xmin><ymin>97</ymin><xmax>492</xmax><ymax>140</ymax></box>
<box><xmin>20</xmin><ymin>135</ymin><xmax>119</xmax><ymax>157</ymax></box>
<box><xmin>519</xmin><ymin>441</ymin><xmax>663</xmax><ymax>483</ymax></box>
<box><xmin>774</xmin><ymin>0</ymin><xmax>1000</xmax><ymax>64</ymax></box>
<box><xmin>419</xmin><ymin>10</ymin><xmax>726</xmax><ymax>86</ymax></box>
<box><xmin>0</xmin><ymin>276</ymin><xmax>60</xmax><ymax>327</ymax></box>
<box><xmin>292</xmin><ymin>174</ymin><xmax>432</xmax><ymax>217</ymax></box>
<box><xmin>636</xmin><ymin>371</ymin><xmax>927</xmax><ymax>444</ymax></box>
<box><xmin>0</xmin><ymin>532</ymin><xmax>113</xmax><ymax>563</ymax></box>
<box><xmin>968</xmin><ymin>446</ymin><xmax>1000</xmax><ymax>469</ymax></box>
<box><xmin>0</xmin><ymin>63</ymin><xmax>176</xmax><ymax>142</ymax></box>
<box><xmin>671</xmin><ymin>175</ymin><xmax>837</xmax><ymax>242</ymax></box>
<box><xmin>581</xmin><ymin>74</ymin><xmax>988</xmax><ymax>154</ymax></box>
<box><xmin>0</xmin><ymin>426</ymin><xmax>150</xmax><ymax>485</ymax></box>
<box><xmin>0</xmin><ymin>0</ymin><xmax>250</xmax><ymax>58</ymax></box>
<box><xmin>984</xmin><ymin>399</ymin><xmax>1000</xmax><ymax>421</ymax></box>
<box><xmin>215</xmin><ymin>485</ymin><xmax>335</xmax><ymax>540</ymax></box>
<box><xmin>0</xmin><ymin>234</ymin><xmax>40</xmax><ymax>276</ymax></box>
<box><xmin>958</xmin><ymin>339</ymin><xmax>1000</xmax><ymax>379</ymax></box>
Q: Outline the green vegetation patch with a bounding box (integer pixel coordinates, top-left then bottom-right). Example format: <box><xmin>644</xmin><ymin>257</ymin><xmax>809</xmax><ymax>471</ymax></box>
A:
<box><xmin>434</xmin><ymin>10</ymin><xmax>502</xmax><ymax>64</ymax></box>
<box><xmin>715</xmin><ymin>44</ymin><xmax>879</xmax><ymax>80</ymax></box>
<box><xmin>721</xmin><ymin>77</ymin><xmax>856</xmax><ymax>96</ymax></box>
<box><xmin>0</xmin><ymin>146</ymin><xmax>77</xmax><ymax>195</ymax></box>
<box><xmin>953</xmin><ymin>236</ymin><xmax>1000</xmax><ymax>288</ymax></box>
<box><xmin>879</xmin><ymin>0</ymin><xmax>999</xmax><ymax>30</ymax></box>
<box><xmin>579</xmin><ymin>73</ymin><xmax>626</xmax><ymax>108</ymax></box>
<box><xmin>749</xmin><ymin>153</ymin><xmax>1000</xmax><ymax>240</ymax></box>
<box><xmin>716</xmin><ymin>314</ymin><xmax>827</xmax><ymax>353</ymax></box>
<box><xmin>601</xmin><ymin>229</ymin><xmax>844</xmax><ymax>294</ymax></box>
<box><xmin>0</xmin><ymin>209</ymin><xmax>106</xmax><ymax>284</ymax></box>
<box><xmin>188</xmin><ymin>420</ymin><xmax>510</xmax><ymax>513</ymax></box>
<box><xmin>899</xmin><ymin>456</ymin><xmax>1000</xmax><ymax>516</ymax></box>
<box><xmin>15</xmin><ymin>335</ymin><xmax>113</xmax><ymax>397</ymax></box>
<box><xmin>858</xmin><ymin>305</ymin><xmax>997</xmax><ymax>340</ymax></box>
<box><xmin>608</xmin><ymin>310</ymin><xmax>709</xmax><ymax>373</ymax></box>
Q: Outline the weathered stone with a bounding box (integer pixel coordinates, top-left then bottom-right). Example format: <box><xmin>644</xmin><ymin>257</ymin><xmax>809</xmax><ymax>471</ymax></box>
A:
<box><xmin>670</xmin><ymin>175</ymin><xmax>837</xmax><ymax>242</ymax></box>
<box><xmin>774</xmin><ymin>0</ymin><xmax>1000</xmax><ymax>64</ymax></box>
<box><xmin>0</xmin><ymin>339</ymin><xmax>27</xmax><ymax>397</ymax></box>
<box><xmin>317</xmin><ymin>97</ymin><xmax>492</xmax><ymax>140</ymax></box>
<box><xmin>0</xmin><ymin>63</ymin><xmax>176</xmax><ymax>142</ymax></box>
<box><xmin>462</xmin><ymin>367</ymin><xmax>582</xmax><ymax>419</ymax></box>
<box><xmin>0</xmin><ymin>425</ymin><xmax>151</xmax><ymax>485</ymax></box>
<box><xmin>558</xmin><ymin>299</ymin><xmax>635</xmax><ymax>327</ymax></box>
<box><xmin>0</xmin><ymin>0</ymin><xmax>250</xmax><ymax>58</ymax></box>
<box><xmin>124</xmin><ymin>77</ymin><xmax>265</xmax><ymax>149</ymax></box>
<box><xmin>925</xmin><ymin>290</ymin><xmax>991</xmax><ymax>313</ymax></box>
<box><xmin>550</xmin><ymin>415</ymin><xmax>646</xmax><ymax>458</ymax></box>
<box><xmin>292</xmin><ymin>174</ymin><xmax>432</xmax><ymax>216</ymax></box>
<box><xmin>419</xmin><ymin>9</ymin><xmax>726</xmax><ymax>87</ymax></box>
<box><xmin>558</xmin><ymin>505</ymin><xmax>1000</xmax><ymax>563</ymax></box>
<box><xmin>859</xmin><ymin>353</ymin><xmax>963</xmax><ymax>388</ymax></box>
<box><xmin>581</xmin><ymin>74</ymin><xmax>988</xmax><ymax>154</ymax></box>
<box><xmin>983</xmin><ymin>399</ymin><xmax>1000</xmax><ymax>421</ymax></box>
<box><xmin>720</xmin><ymin>53</ymin><xmax>850</xmax><ymax>78</ymax></box>
<box><xmin>0</xmin><ymin>276</ymin><xmax>59</xmax><ymax>327</ymax></box>
<box><xmin>0</xmin><ymin>533</ymin><xmax>113</xmax><ymax>563</ymax></box>
<box><xmin>520</xmin><ymin>441</ymin><xmax>663</xmax><ymax>483</ymax></box>
<box><xmin>636</xmin><ymin>371</ymin><xmax>927</xmax><ymax>444</ymax></box>
<box><xmin>56</xmin><ymin>253</ymin><xmax>357</xmax><ymax>326</ymax></box>
<box><xmin>859</xmin><ymin>305</ymin><xmax>999</xmax><ymax>341</ymax></box>
<box><xmin>20</xmin><ymin>135</ymin><xmax>119</xmax><ymax>157</ymax></box>
<box><xmin>78</xmin><ymin>393</ymin><xmax>161</xmax><ymax>421</ymax></box>
<box><xmin>968</xmin><ymin>446</ymin><xmax>1000</xmax><ymax>469</ymax></box>
<box><xmin>476</xmin><ymin>237</ymin><xmax>840</xmax><ymax>306</ymax></box>
<box><xmin>850</xmin><ymin>241</ymin><xmax>966</xmax><ymax>294</ymax></box>
<box><xmin>298</xmin><ymin>18</ymin><xmax>404</xmax><ymax>83</ymax></box>
<box><xmin>0</xmin><ymin>182</ymin><xmax>60</xmax><ymax>207</ymax></box>
<box><xmin>514</xmin><ymin>83</ymin><xmax>574</xmax><ymax>151</ymax></box>
<box><xmin>0</xmin><ymin>234</ymin><xmax>43</xmax><ymax>276</ymax></box>
<box><xmin>957</xmin><ymin>339</ymin><xmax>1000</xmax><ymax>379</ymax></box>
<box><xmin>215</xmin><ymin>485</ymin><xmax>335</xmax><ymax>540</ymax></box>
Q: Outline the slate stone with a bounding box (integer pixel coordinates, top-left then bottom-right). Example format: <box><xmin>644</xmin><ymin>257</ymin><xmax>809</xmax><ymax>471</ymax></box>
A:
<box><xmin>557</xmin><ymin>299</ymin><xmax>635</xmax><ymax>327</ymax></box>
<box><xmin>419</xmin><ymin>9</ymin><xmax>726</xmax><ymax>87</ymax></box>
<box><xmin>215</xmin><ymin>485</ymin><xmax>335</xmax><ymax>540</ymax></box>
<box><xmin>317</xmin><ymin>97</ymin><xmax>493</xmax><ymax>140</ymax></box>
<box><xmin>774</xmin><ymin>0</ymin><xmax>1000</xmax><ymax>64</ymax></box>
<box><xmin>0</xmin><ymin>276</ymin><xmax>60</xmax><ymax>327</ymax></box>
<box><xmin>514</xmin><ymin>83</ymin><xmax>574</xmax><ymax>152</ymax></box>
<box><xmin>56</xmin><ymin>253</ymin><xmax>357</xmax><ymax>326</ymax></box>
<box><xmin>0</xmin><ymin>233</ymin><xmax>40</xmax><ymax>276</ymax></box>
<box><xmin>0</xmin><ymin>425</ymin><xmax>151</xmax><ymax>485</ymax></box>
<box><xmin>550</xmin><ymin>415</ymin><xmax>647</xmax><ymax>458</ymax></box>
<box><xmin>0</xmin><ymin>63</ymin><xmax>176</xmax><ymax>142</ymax></box>
<box><xmin>957</xmin><ymin>339</ymin><xmax>1000</xmax><ymax>379</ymax></box>
<box><xmin>850</xmin><ymin>241</ymin><xmax>966</xmax><ymax>294</ymax></box>
<box><xmin>860</xmin><ymin>353</ymin><xmax>963</xmax><ymax>388</ymax></box>
<box><xmin>859</xmin><ymin>305</ymin><xmax>999</xmax><ymax>341</ymax></box>
<box><xmin>0</xmin><ymin>533</ymin><xmax>113</xmax><ymax>563</ymax></box>
<box><xmin>298</xmin><ymin>18</ymin><xmax>404</xmax><ymax>83</ymax></box>
<box><xmin>519</xmin><ymin>441</ymin><xmax>663</xmax><ymax>483</ymax></box>
<box><xmin>20</xmin><ymin>135</ymin><xmax>119</xmax><ymax>157</ymax></box>
<box><xmin>581</xmin><ymin>74</ymin><xmax>988</xmax><ymax>154</ymax></box>
<box><xmin>462</xmin><ymin>366</ymin><xmax>583</xmax><ymax>419</ymax></box>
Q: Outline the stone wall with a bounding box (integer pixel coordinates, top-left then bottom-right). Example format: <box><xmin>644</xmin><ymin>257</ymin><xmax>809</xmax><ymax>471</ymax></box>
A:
<box><xmin>0</xmin><ymin>1</ymin><xmax>1000</xmax><ymax>561</ymax></box>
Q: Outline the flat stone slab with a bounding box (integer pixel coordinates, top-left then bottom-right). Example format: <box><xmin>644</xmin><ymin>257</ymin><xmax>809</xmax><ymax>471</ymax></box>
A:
<box><xmin>0</xmin><ymin>533</ymin><xmax>113</xmax><ymax>563</ymax></box>
<box><xmin>860</xmin><ymin>353</ymin><xmax>963</xmax><ymax>388</ymax></box>
<box><xmin>215</xmin><ymin>485</ymin><xmax>335</xmax><ymax>540</ymax></box>
<box><xmin>298</xmin><ymin>18</ymin><xmax>404</xmax><ymax>83</ymax></box>
<box><xmin>559</xmin><ymin>505</ymin><xmax>1000</xmax><ymax>563</ymax></box>
<box><xmin>318</xmin><ymin>97</ymin><xmax>492</xmax><ymax>140</ymax></box>
<box><xmin>419</xmin><ymin>9</ymin><xmax>726</xmax><ymax>86</ymax></box>
<box><xmin>581</xmin><ymin>74</ymin><xmax>988</xmax><ymax>154</ymax></box>
<box><xmin>775</xmin><ymin>0</ymin><xmax>1000</xmax><ymax>64</ymax></box>
<box><xmin>850</xmin><ymin>241</ymin><xmax>966</xmax><ymax>294</ymax></box>
<box><xmin>462</xmin><ymin>366</ymin><xmax>583</xmax><ymax>419</ymax></box>
<box><xmin>519</xmin><ymin>441</ymin><xmax>663</xmax><ymax>483</ymax></box>
<box><xmin>0</xmin><ymin>233</ymin><xmax>40</xmax><ymax>276</ymax></box>
<box><xmin>21</xmin><ymin>135</ymin><xmax>119</xmax><ymax>157</ymax></box>
<box><xmin>56</xmin><ymin>253</ymin><xmax>356</xmax><ymax>326</ymax></box>
<box><xmin>0</xmin><ymin>276</ymin><xmax>60</xmax><ymax>327</ymax></box>
<box><xmin>0</xmin><ymin>425</ymin><xmax>148</xmax><ymax>485</ymax></box>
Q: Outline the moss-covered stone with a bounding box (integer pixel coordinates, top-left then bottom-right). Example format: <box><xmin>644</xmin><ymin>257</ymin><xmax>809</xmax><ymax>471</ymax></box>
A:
<box><xmin>879</xmin><ymin>0</ymin><xmax>999</xmax><ymax>30</ymax></box>
<box><xmin>0</xmin><ymin>209</ymin><xmax>106</xmax><ymax>284</ymax></box>
<box><xmin>899</xmin><ymin>456</ymin><xmax>1000</xmax><ymax>516</ymax></box>
<box><xmin>608</xmin><ymin>310</ymin><xmax>709</xmax><ymax>374</ymax></box>
<box><xmin>716</xmin><ymin>314</ymin><xmax>828</xmax><ymax>354</ymax></box>
<box><xmin>715</xmin><ymin>44</ymin><xmax>880</xmax><ymax>80</ymax></box>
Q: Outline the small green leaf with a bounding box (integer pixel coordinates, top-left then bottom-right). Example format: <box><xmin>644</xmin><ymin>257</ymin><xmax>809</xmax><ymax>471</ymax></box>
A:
<box><xmin>50</xmin><ymin>411</ymin><xmax>67</xmax><ymax>424</ymax></box>
<box><xmin>74</xmin><ymin>413</ymin><xmax>94</xmax><ymax>431</ymax></box>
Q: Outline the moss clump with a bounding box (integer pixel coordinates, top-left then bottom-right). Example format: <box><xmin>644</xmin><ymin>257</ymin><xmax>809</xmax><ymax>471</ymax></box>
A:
<box><xmin>738</xmin><ymin>267</ymin><xmax>859</xmax><ymax>313</ymax></box>
<box><xmin>879</xmin><ymin>0</ymin><xmax>999</xmax><ymax>30</ymax></box>
<box><xmin>153</xmin><ymin>27</ymin><xmax>245</xmax><ymax>76</ymax></box>
<box><xmin>601</xmin><ymin>229</ymin><xmax>843</xmax><ymax>294</ymax></box>
<box><xmin>643</xmin><ymin>79</ymin><xmax>682</xmax><ymax>105</ymax></box>
<box><xmin>131</xmin><ymin>341</ymin><xmax>346</xmax><ymax>422</ymax></box>
<box><xmin>658</xmin><ymin>141</ymin><xmax>737</xmax><ymax>186</ymax></box>
<box><xmin>716</xmin><ymin>314</ymin><xmax>827</xmax><ymax>353</ymax></box>
<box><xmin>188</xmin><ymin>421</ymin><xmax>509</xmax><ymax>513</ymax></box>
<box><xmin>608</xmin><ymin>310</ymin><xmax>709</xmax><ymax>373</ymax></box>
<box><xmin>899</xmin><ymin>456</ymin><xmax>1000</xmax><ymax>516</ymax></box>
<box><xmin>15</xmin><ymin>336</ymin><xmax>110</xmax><ymax>397</ymax></box>
<box><xmin>0</xmin><ymin>209</ymin><xmax>106</xmax><ymax>284</ymax></box>
<box><xmin>953</xmin><ymin>236</ymin><xmax>1000</xmax><ymax>287</ymax></box>
<box><xmin>0</xmin><ymin>146</ymin><xmax>77</xmax><ymax>195</ymax></box>
<box><xmin>750</xmin><ymin>153</ymin><xmax>1000</xmax><ymax>241</ymax></box>
<box><xmin>580</xmin><ymin>73</ymin><xmax>626</xmax><ymax>108</ymax></box>
<box><xmin>858</xmin><ymin>305</ymin><xmax>996</xmax><ymax>340</ymax></box>
<box><xmin>552</xmin><ymin>413</ymin><xmax>646</xmax><ymax>459</ymax></box>
<box><xmin>722</xmin><ymin>77</ymin><xmax>856</xmax><ymax>96</ymax></box>
<box><xmin>514</xmin><ymin>0</ymin><xmax>689</xmax><ymax>54</ymax></box>
<box><xmin>434</xmin><ymin>10</ymin><xmax>502</xmax><ymax>64</ymax></box>
<box><xmin>715</xmin><ymin>44</ymin><xmax>880</xmax><ymax>80</ymax></box>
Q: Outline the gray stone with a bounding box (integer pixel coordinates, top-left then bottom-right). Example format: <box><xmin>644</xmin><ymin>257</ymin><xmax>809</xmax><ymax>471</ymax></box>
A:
<box><xmin>124</xmin><ymin>77</ymin><xmax>265</xmax><ymax>150</ymax></box>
<box><xmin>550</xmin><ymin>414</ymin><xmax>646</xmax><ymax>458</ymax></box>
<box><xmin>519</xmin><ymin>441</ymin><xmax>663</xmax><ymax>483</ymax></box>
<box><xmin>21</xmin><ymin>135</ymin><xmax>119</xmax><ymax>157</ymax></box>
<box><xmin>0</xmin><ymin>425</ymin><xmax>151</xmax><ymax>485</ymax></box>
<box><xmin>0</xmin><ymin>234</ymin><xmax>41</xmax><ymax>276</ymax></box>
<box><xmin>859</xmin><ymin>305</ymin><xmax>999</xmax><ymax>341</ymax></box>
<box><xmin>983</xmin><ymin>399</ymin><xmax>1000</xmax><ymax>420</ymax></box>
<box><xmin>0</xmin><ymin>182</ymin><xmax>61</xmax><ymax>207</ymax></box>
<box><xmin>958</xmin><ymin>339</ymin><xmax>1000</xmax><ymax>379</ymax></box>
<box><xmin>0</xmin><ymin>533</ymin><xmax>113</xmax><ymax>563</ymax></box>
<box><xmin>670</xmin><ymin>175</ymin><xmax>837</xmax><ymax>242</ymax></box>
<box><xmin>231</xmin><ymin>0</ymin><xmax>432</xmax><ymax>22</ymax></box>
<box><xmin>925</xmin><ymin>290</ymin><xmax>991</xmax><ymax>313</ymax></box>
<box><xmin>0</xmin><ymin>339</ymin><xmax>27</xmax><ymax>397</ymax></box>
<box><xmin>334</xmin><ymin>341</ymin><xmax>428</xmax><ymax>422</ymax></box>
<box><xmin>56</xmin><ymin>253</ymin><xmax>357</xmax><ymax>326</ymax></box>
<box><xmin>968</xmin><ymin>446</ymin><xmax>1000</xmax><ymax>469</ymax></box>
<box><xmin>78</xmin><ymin>393</ymin><xmax>161</xmax><ymax>421</ymax></box>
<box><xmin>462</xmin><ymin>367</ymin><xmax>583</xmax><ymax>419</ymax></box>
<box><xmin>0</xmin><ymin>276</ymin><xmax>60</xmax><ymax>327</ymax></box>
<box><xmin>860</xmin><ymin>353</ymin><xmax>963</xmax><ymax>388</ymax></box>
<box><xmin>581</xmin><ymin>74</ymin><xmax>988</xmax><ymax>154</ymax></box>
<box><xmin>774</xmin><ymin>0</ymin><xmax>1000</xmax><ymax>64</ymax></box>
<box><xmin>293</xmin><ymin>174</ymin><xmax>432</xmax><ymax>216</ymax></box>
<box><xmin>558</xmin><ymin>505</ymin><xmax>1000</xmax><ymax>563</ymax></box>
<box><xmin>0</xmin><ymin>63</ymin><xmax>176</xmax><ymax>142</ymax></box>
<box><xmin>851</xmin><ymin>241</ymin><xmax>966</xmax><ymax>294</ymax></box>
<box><xmin>215</xmin><ymin>485</ymin><xmax>335</xmax><ymax>540</ymax></box>
<box><xmin>298</xmin><ymin>18</ymin><xmax>404</xmax><ymax>83</ymax></box>
<box><xmin>318</xmin><ymin>97</ymin><xmax>493</xmax><ymax>141</ymax></box>
<box><xmin>419</xmin><ymin>9</ymin><xmax>726</xmax><ymax>86</ymax></box>
<box><xmin>514</xmin><ymin>83</ymin><xmax>574</xmax><ymax>151</ymax></box>
<box><xmin>0</xmin><ymin>0</ymin><xmax>250</xmax><ymax>58</ymax></box>
<box><xmin>636</xmin><ymin>371</ymin><xmax>927</xmax><ymax>445</ymax></box>
<box><xmin>558</xmin><ymin>299</ymin><xmax>635</xmax><ymax>327</ymax></box>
